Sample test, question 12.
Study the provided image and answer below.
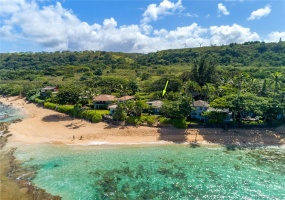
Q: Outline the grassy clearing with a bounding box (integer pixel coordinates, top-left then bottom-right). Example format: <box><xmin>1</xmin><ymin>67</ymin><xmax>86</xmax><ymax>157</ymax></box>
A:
<box><xmin>95</xmin><ymin>110</ymin><xmax>109</xmax><ymax>115</ymax></box>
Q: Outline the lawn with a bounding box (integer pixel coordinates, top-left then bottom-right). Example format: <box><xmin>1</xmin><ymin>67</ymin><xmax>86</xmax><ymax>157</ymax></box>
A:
<box><xmin>95</xmin><ymin>110</ymin><xmax>110</xmax><ymax>115</ymax></box>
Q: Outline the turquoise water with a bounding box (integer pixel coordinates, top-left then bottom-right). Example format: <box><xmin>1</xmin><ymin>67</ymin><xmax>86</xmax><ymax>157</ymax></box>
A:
<box><xmin>14</xmin><ymin>144</ymin><xmax>285</xmax><ymax>199</ymax></box>
<box><xmin>0</xmin><ymin>103</ymin><xmax>25</xmax><ymax>123</ymax></box>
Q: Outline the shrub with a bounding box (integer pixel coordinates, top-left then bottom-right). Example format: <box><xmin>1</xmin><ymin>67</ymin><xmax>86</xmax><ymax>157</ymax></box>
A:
<box><xmin>91</xmin><ymin>113</ymin><xmax>102</xmax><ymax>123</ymax></box>
<box><xmin>57</xmin><ymin>105</ymin><xmax>74</xmax><ymax>115</ymax></box>
<box><xmin>35</xmin><ymin>98</ymin><xmax>45</xmax><ymax>104</ymax></box>
<box><xmin>172</xmin><ymin>118</ymin><xmax>187</xmax><ymax>129</ymax></box>
<box><xmin>44</xmin><ymin>102</ymin><xmax>57</xmax><ymax>109</ymax></box>
<box><xmin>126</xmin><ymin>116</ymin><xmax>142</xmax><ymax>125</ymax></box>
<box><xmin>126</xmin><ymin>115</ymin><xmax>157</xmax><ymax>126</ymax></box>
<box><xmin>144</xmin><ymin>115</ymin><xmax>156</xmax><ymax>125</ymax></box>
<box><xmin>242</xmin><ymin>120</ymin><xmax>264</xmax><ymax>125</ymax></box>
<box><xmin>81</xmin><ymin>110</ymin><xmax>102</xmax><ymax>123</ymax></box>
<box><xmin>158</xmin><ymin>117</ymin><xmax>171</xmax><ymax>124</ymax></box>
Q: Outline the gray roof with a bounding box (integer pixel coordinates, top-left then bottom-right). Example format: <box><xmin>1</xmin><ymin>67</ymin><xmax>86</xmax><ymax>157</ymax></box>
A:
<box><xmin>146</xmin><ymin>100</ymin><xmax>163</xmax><ymax>108</ymax></box>
<box><xmin>192</xmin><ymin>100</ymin><xmax>209</xmax><ymax>107</ymax></box>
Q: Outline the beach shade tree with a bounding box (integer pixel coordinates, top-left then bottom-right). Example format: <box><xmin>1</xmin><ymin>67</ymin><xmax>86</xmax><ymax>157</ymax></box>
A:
<box><xmin>161</xmin><ymin>96</ymin><xmax>192</xmax><ymax>119</ymax></box>
<box><xmin>211</xmin><ymin>93</ymin><xmax>268</xmax><ymax>122</ymax></box>
<box><xmin>56</xmin><ymin>84</ymin><xmax>83</xmax><ymax>105</ymax></box>
<box><xmin>262</xmin><ymin>100</ymin><xmax>284</xmax><ymax>124</ymax></box>
<box><xmin>113</xmin><ymin>103</ymin><xmax>127</xmax><ymax>121</ymax></box>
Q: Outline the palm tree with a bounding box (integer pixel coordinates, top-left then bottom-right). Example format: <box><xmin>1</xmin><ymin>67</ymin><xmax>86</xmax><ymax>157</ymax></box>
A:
<box><xmin>260</xmin><ymin>79</ymin><xmax>267</xmax><ymax>96</ymax></box>
<box><xmin>248</xmin><ymin>77</ymin><xmax>261</xmax><ymax>95</ymax></box>
<box><xmin>269</xmin><ymin>72</ymin><xmax>283</xmax><ymax>96</ymax></box>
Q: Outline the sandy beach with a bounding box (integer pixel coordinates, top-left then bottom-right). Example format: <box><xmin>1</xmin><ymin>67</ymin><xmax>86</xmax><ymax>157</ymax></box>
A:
<box><xmin>1</xmin><ymin>96</ymin><xmax>285</xmax><ymax>146</ymax></box>
<box><xmin>1</xmin><ymin>96</ymin><xmax>285</xmax><ymax>200</ymax></box>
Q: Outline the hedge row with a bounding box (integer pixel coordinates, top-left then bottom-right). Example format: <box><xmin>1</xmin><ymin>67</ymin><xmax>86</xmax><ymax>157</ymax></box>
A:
<box><xmin>125</xmin><ymin>116</ymin><xmax>187</xmax><ymax>128</ymax></box>
<box><xmin>171</xmin><ymin>118</ymin><xmax>187</xmax><ymax>129</ymax></box>
<box><xmin>43</xmin><ymin>102</ymin><xmax>102</xmax><ymax>123</ymax></box>
<box><xmin>81</xmin><ymin>110</ymin><xmax>102</xmax><ymax>123</ymax></box>
<box><xmin>126</xmin><ymin>115</ymin><xmax>157</xmax><ymax>126</ymax></box>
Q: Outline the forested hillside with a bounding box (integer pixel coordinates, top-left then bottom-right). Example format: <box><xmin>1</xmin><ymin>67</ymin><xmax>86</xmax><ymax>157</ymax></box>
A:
<box><xmin>1</xmin><ymin>41</ymin><xmax>284</xmax><ymax>70</ymax></box>
<box><xmin>137</xmin><ymin>41</ymin><xmax>285</xmax><ymax>67</ymax></box>
<box><xmin>0</xmin><ymin>40</ymin><xmax>284</xmax><ymax>126</ymax></box>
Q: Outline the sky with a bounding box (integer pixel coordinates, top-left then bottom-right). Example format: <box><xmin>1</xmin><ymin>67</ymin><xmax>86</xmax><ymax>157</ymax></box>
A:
<box><xmin>0</xmin><ymin>0</ymin><xmax>284</xmax><ymax>53</ymax></box>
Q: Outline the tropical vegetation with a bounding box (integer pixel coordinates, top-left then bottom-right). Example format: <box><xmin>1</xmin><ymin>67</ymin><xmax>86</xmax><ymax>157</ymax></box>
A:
<box><xmin>1</xmin><ymin>40</ymin><xmax>285</xmax><ymax>127</ymax></box>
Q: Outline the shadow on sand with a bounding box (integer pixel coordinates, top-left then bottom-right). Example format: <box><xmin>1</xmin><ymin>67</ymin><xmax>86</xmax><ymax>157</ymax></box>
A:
<box><xmin>65</xmin><ymin>121</ymin><xmax>86</xmax><ymax>129</ymax></box>
<box><xmin>42</xmin><ymin>114</ymin><xmax>72</xmax><ymax>122</ymax></box>
<box><xmin>197</xmin><ymin>128</ymin><xmax>285</xmax><ymax>146</ymax></box>
<box><xmin>157</xmin><ymin>127</ymin><xmax>188</xmax><ymax>143</ymax></box>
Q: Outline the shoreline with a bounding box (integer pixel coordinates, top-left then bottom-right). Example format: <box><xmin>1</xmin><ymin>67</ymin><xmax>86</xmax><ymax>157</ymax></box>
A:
<box><xmin>0</xmin><ymin>96</ymin><xmax>284</xmax><ymax>147</ymax></box>
<box><xmin>0</xmin><ymin>96</ymin><xmax>284</xmax><ymax>200</ymax></box>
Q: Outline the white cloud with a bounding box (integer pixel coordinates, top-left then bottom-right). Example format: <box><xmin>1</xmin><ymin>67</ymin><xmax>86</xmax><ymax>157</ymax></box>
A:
<box><xmin>265</xmin><ymin>32</ymin><xmax>285</xmax><ymax>43</ymax></box>
<box><xmin>247</xmin><ymin>4</ymin><xmax>271</xmax><ymax>20</ymax></box>
<box><xmin>218</xmin><ymin>3</ymin><xmax>230</xmax><ymax>16</ymax></box>
<box><xmin>1</xmin><ymin>0</ymin><xmax>279</xmax><ymax>53</ymax></box>
<box><xmin>0</xmin><ymin>0</ymin><xmax>25</xmax><ymax>16</ymax></box>
<box><xmin>165</xmin><ymin>23</ymin><xmax>207</xmax><ymax>40</ymax></box>
<box><xmin>210</xmin><ymin>24</ymin><xmax>260</xmax><ymax>45</ymax></box>
<box><xmin>103</xmin><ymin>18</ymin><xmax>117</xmax><ymax>29</ymax></box>
<box><xmin>0</xmin><ymin>25</ymin><xmax>13</xmax><ymax>39</ymax></box>
<box><xmin>141</xmin><ymin>0</ymin><xmax>184</xmax><ymax>24</ymax></box>
<box><xmin>185</xmin><ymin>13</ymin><xmax>198</xmax><ymax>18</ymax></box>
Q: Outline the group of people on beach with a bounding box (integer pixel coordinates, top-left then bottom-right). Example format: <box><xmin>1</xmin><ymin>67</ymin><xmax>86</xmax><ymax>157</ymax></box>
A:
<box><xmin>72</xmin><ymin>135</ymin><xmax>83</xmax><ymax>141</ymax></box>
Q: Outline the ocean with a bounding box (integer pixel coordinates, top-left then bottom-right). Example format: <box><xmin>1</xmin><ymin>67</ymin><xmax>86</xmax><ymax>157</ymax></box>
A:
<box><xmin>1</xmin><ymin>102</ymin><xmax>285</xmax><ymax>199</ymax></box>
<box><xmin>13</xmin><ymin>143</ymin><xmax>285</xmax><ymax>200</ymax></box>
<box><xmin>0</xmin><ymin>103</ymin><xmax>26</xmax><ymax>123</ymax></box>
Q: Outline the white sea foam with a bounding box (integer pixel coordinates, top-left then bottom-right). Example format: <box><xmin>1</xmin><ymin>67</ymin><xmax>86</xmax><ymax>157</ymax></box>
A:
<box><xmin>68</xmin><ymin>141</ymin><xmax>171</xmax><ymax>146</ymax></box>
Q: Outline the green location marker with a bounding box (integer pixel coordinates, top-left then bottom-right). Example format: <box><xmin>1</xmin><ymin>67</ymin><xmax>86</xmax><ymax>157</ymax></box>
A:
<box><xmin>162</xmin><ymin>80</ymin><xmax>169</xmax><ymax>97</ymax></box>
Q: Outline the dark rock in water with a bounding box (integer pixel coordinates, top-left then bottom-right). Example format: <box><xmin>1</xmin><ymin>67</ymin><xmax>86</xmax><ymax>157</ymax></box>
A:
<box><xmin>53</xmin><ymin>164</ymin><xmax>59</xmax><ymax>167</ymax></box>
<box><xmin>11</xmin><ymin>118</ymin><xmax>22</xmax><ymax>123</ymax></box>
<box><xmin>0</xmin><ymin>122</ymin><xmax>9</xmax><ymax>131</ymax></box>
<box><xmin>0</xmin><ymin>134</ymin><xmax>12</xmax><ymax>149</ymax></box>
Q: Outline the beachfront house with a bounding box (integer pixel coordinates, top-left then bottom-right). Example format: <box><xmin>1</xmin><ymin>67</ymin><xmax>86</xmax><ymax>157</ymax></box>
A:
<box><xmin>40</xmin><ymin>86</ymin><xmax>59</xmax><ymax>98</ymax></box>
<box><xmin>108</xmin><ymin>104</ymin><xmax>117</xmax><ymax>115</ymax></box>
<box><xmin>93</xmin><ymin>94</ymin><xmax>116</xmax><ymax>109</ymax></box>
<box><xmin>191</xmin><ymin>100</ymin><xmax>232</xmax><ymax>122</ymax></box>
<box><xmin>146</xmin><ymin>100</ymin><xmax>163</xmax><ymax>114</ymax></box>
<box><xmin>190</xmin><ymin>100</ymin><xmax>209</xmax><ymax>121</ymax></box>
<box><xmin>116</xmin><ymin>95</ymin><xmax>135</xmax><ymax>102</ymax></box>
<box><xmin>41</xmin><ymin>86</ymin><xmax>58</xmax><ymax>94</ymax></box>
<box><xmin>107</xmin><ymin>95</ymin><xmax>135</xmax><ymax>115</ymax></box>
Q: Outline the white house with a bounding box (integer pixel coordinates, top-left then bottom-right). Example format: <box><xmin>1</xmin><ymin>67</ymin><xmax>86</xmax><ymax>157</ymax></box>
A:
<box><xmin>146</xmin><ymin>100</ymin><xmax>163</xmax><ymax>114</ymax></box>
<box><xmin>106</xmin><ymin>95</ymin><xmax>135</xmax><ymax>115</ymax></box>
<box><xmin>190</xmin><ymin>100</ymin><xmax>209</xmax><ymax>120</ymax></box>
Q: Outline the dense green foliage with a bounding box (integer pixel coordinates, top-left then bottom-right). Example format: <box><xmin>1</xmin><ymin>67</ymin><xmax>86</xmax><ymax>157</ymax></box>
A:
<box><xmin>126</xmin><ymin>115</ymin><xmax>157</xmax><ymax>126</ymax></box>
<box><xmin>1</xmin><ymin>41</ymin><xmax>285</xmax><ymax>127</ymax></box>
<box><xmin>161</xmin><ymin>96</ymin><xmax>192</xmax><ymax>119</ymax></box>
<box><xmin>171</xmin><ymin>118</ymin><xmax>187</xmax><ymax>129</ymax></box>
<box><xmin>43</xmin><ymin>102</ymin><xmax>102</xmax><ymax>123</ymax></box>
<box><xmin>202</xmin><ymin>111</ymin><xmax>228</xmax><ymax>124</ymax></box>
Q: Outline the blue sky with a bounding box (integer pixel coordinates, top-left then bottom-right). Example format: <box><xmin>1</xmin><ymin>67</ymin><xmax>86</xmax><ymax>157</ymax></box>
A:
<box><xmin>0</xmin><ymin>0</ymin><xmax>284</xmax><ymax>53</ymax></box>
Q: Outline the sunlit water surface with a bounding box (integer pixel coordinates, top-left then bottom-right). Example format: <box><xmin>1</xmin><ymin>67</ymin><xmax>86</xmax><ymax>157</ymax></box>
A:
<box><xmin>14</xmin><ymin>143</ymin><xmax>285</xmax><ymax>200</ymax></box>
<box><xmin>0</xmin><ymin>103</ymin><xmax>25</xmax><ymax>123</ymax></box>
